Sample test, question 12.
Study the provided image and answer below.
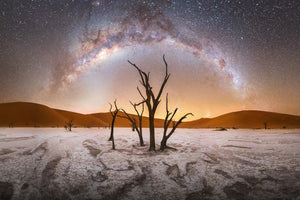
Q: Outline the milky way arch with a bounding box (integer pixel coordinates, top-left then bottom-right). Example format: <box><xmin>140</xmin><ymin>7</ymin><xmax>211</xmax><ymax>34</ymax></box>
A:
<box><xmin>59</xmin><ymin>3</ymin><xmax>243</xmax><ymax>94</ymax></box>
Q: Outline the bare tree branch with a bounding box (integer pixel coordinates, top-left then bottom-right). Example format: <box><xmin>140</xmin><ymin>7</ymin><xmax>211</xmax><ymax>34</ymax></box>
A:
<box><xmin>166</xmin><ymin>113</ymin><xmax>193</xmax><ymax>140</ymax></box>
<box><xmin>109</xmin><ymin>103</ymin><xmax>114</xmax><ymax>117</ymax></box>
<box><xmin>141</xmin><ymin>101</ymin><xmax>144</xmax><ymax>116</ymax></box>
<box><xmin>163</xmin><ymin>54</ymin><xmax>168</xmax><ymax>77</ymax></box>
<box><xmin>137</xmin><ymin>87</ymin><xmax>146</xmax><ymax>101</ymax></box>
<box><xmin>135</xmin><ymin>100</ymin><xmax>147</xmax><ymax>106</ymax></box>
<box><xmin>154</xmin><ymin>55</ymin><xmax>170</xmax><ymax>111</ymax></box>
<box><xmin>120</xmin><ymin>101</ymin><xmax>145</xmax><ymax>146</ymax></box>
<box><xmin>114</xmin><ymin>99</ymin><xmax>118</xmax><ymax>110</ymax></box>
<box><xmin>161</xmin><ymin>93</ymin><xmax>193</xmax><ymax>151</ymax></box>
<box><xmin>128</xmin><ymin>60</ymin><xmax>148</xmax><ymax>86</ymax></box>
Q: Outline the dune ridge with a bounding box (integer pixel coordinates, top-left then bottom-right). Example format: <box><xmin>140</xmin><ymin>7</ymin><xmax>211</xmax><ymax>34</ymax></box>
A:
<box><xmin>0</xmin><ymin>102</ymin><xmax>299</xmax><ymax>128</ymax></box>
<box><xmin>0</xmin><ymin>102</ymin><xmax>107</xmax><ymax>127</ymax></box>
<box><xmin>181</xmin><ymin>110</ymin><xmax>300</xmax><ymax>129</ymax></box>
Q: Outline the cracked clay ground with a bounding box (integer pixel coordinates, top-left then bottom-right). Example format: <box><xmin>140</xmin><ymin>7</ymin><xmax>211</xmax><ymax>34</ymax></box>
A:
<box><xmin>0</xmin><ymin>128</ymin><xmax>299</xmax><ymax>200</ymax></box>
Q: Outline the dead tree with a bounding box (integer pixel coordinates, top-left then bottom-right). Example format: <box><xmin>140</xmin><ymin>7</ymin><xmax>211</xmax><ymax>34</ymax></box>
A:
<box><xmin>160</xmin><ymin>94</ymin><xmax>193</xmax><ymax>151</ymax></box>
<box><xmin>132</xmin><ymin>101</ymin><xmax>145</xmax><ymax>146</ymax></box>
<box><xmin>264</xmin><ymin>122</ymin><xmax>267</xmax><ymax>129</ymax></box>
<box><xmin>108</xmin><ymin>99</ymin><xmax>120</xmax><ymax>150</ymax></box>
<box><xmin>119</xmin><ymin>101</ymin><xmax>145</xmax><ymax>146</ymax></box>
<box><xmin>65</xmin><ymin>119</ymin><xmax>74</xmax><ymax>131</ymax></box>
<box><xmin>128</xmin><ymin>55</ymin><xmax>170</xmax><ymax>151</ymax></box>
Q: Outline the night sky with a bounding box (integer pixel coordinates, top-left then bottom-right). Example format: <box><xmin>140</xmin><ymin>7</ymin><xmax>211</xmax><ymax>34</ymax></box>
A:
<box><xmin>0</xmin><ymin>0</ymin><xmax>299</xmax><ymax>119</ymax></box>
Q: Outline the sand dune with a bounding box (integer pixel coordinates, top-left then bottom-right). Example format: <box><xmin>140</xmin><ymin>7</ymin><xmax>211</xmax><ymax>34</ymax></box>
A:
<box><xmin>54</xmin><ymin>109</ymin><xmax>107</xmax><ymax>127</ymax></box>
<box><xmin>0</xmin><ymin>102</ymin><xmax>299</xmax><ymax>128</ymax></box>
<box><xmin>0</xmin><ymin>102</ymin><xmax>162</xmax><ymax>128</ymax></box>
<box><xmin>0</xmin><ymin>102</ymin><xmax>107</xmax><ymax>127</ymax></box>
<box><xmin>181</xmin><ymin>110</ymin><xmax>300</xmax><ymax>129</ymax></box>
<box><xmin>0</xmin><ymin>102</ymin><xmax>67</xmax><ymax>127</ymax></box>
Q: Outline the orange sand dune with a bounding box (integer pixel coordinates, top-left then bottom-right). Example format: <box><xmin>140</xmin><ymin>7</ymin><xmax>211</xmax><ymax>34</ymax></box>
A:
<box><xmin>0</xmin><ymin>102</ymin><xmax>162</xmax><ymax>128</ymax></box>
<box><xmin>0</xmin><ymin>102</ymin><xmax>299</xmax><ymax>128</ymax></box>
<box><xmin>54</xmin><ymin>109</ymin><xmax>107</xmax><ymax>127</ymax></box>
<box><xmin>181</xmin><ymin>110</ymin><xmax>300</xmax><ymax>129</ymax></box>
<box><xmin>0</xmin><ymin>102</ymin><xmax>107</xmax><ymax>127</ymax></box>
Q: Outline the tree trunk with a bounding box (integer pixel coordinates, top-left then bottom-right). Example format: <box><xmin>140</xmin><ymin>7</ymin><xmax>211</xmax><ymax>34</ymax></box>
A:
<box><xmin>138</xmin><ymin>132</ymin><xmax>145</xmax><ymax>146</ymax></box>
<box><xmin>108</xmin><ymin>127</ymin><xmax>113</xmax><ymax>141</ymax></box>
<box><xmin>160</xmin><ymin>137</ymin><xmax>167</xmax><ymax>151</ymax></box>
<box><xmin>111</xmin><ymin>134</ymin><xmax>115</xmax><ymax>150</ymax></box>
<box><xmin>149</xmin><ymin>114</ymin><xmax>155</xmax><ymax>151</ymax></box>
<box><xmin>108</xmin><ymin>100</ymin><xmax>119</xmax><ymax>150</ymax></box>
<box><xmin>264</xmin><ymin>122</ymin><xmax>267</xmax><ymax>129</ymax></box>
<box><xmin>109</xmin><ymin>117</ymin><xmax>115</xmax><ymax>141</ymax></box>
<box><xmin>138</xmin><ymin>116</ymin><xmax>144</xmax><ymax>146</ymax></box>
<box><xmin>110</xmin><ymin>118</ymin><xmax>116</xmax><ymax>149</ymax></box>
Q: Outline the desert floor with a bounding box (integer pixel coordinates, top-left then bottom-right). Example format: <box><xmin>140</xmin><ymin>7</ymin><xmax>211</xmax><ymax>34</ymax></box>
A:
<box><xmin>0</xmin><ymin>128</ymin><xmax>299</xmax><ymax>200</ymax></box>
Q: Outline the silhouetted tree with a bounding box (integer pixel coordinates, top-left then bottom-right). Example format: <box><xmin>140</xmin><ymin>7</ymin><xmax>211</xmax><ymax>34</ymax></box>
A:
<box><xmin>65</xmin><ymin>119</ymin><xmax>74</xmax><ymax>131</ymax></box>
<box><xmin>264</xmin><ymin>122</ymin><xmax>267</xmax><ymax>129</ymax></box>
<box><xmin>108</xmin><ymin>99</ymin><xmax>120</xmax><ymax>150</ymax></box>
<box><xmin>131</xmin><ymin>101</ymin><xmax>145</xmax><ymax>146</ymax></box>
<box><xmin>119</xmin><ymin>101</ymin><xmax>145</xmax><ymax>146</ymax></box>
<box><xmin>160</xmin><ymin>94</ymin><xmax>193</xmax><ymax>151</ymax></box>
<box><xmin>128</xmin><ymin>55</ymin><xmax>170</xmax><ymax>151</ymax></box>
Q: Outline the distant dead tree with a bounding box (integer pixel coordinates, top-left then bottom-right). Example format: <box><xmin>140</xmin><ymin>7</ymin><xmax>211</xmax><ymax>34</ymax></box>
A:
<box><xmin>119</xmin><ymin>101</ymin><xmax>145</xmax><ymax>146</ymax></box>
<box><xmin>128</xmin><ymin>55</ymin><xmax>170</xmax><ymax>151</ymax></box>
<box><xmin>108</xmin><ymin>99</ymin><xmax>120</xmax><ymax>150</ymax></box>
<box><xmin>264</xmin><ymin>122</ymin><xmax>267</xmax><ymax>129</ymax></box>
<box><xmin>160</xmin><ymin>94</ymin><xmax>193</xmax><ymax>151</ymax></box>
<box><xmin>65</xmin><ymin>119</ymin><xmax>74</xmax><ymax>131</ymax></box>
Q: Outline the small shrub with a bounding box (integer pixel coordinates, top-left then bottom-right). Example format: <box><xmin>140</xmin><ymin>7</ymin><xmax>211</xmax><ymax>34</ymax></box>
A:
<box><xmin>215</xmin><ymin>127</ymin><xmax>227</xmax><ymax>131</ymax></box>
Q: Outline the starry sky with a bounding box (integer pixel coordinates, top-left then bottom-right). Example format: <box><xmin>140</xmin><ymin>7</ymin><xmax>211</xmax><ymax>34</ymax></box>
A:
<box><xmin>0</xmin><ymin>0</ymin><xmax>299</xmax><ymax>119</ymax></box>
